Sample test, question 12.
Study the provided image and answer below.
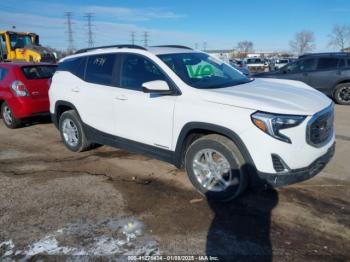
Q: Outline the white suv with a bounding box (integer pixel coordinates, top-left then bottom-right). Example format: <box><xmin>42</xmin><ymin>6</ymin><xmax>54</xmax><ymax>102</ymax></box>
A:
<box><xmin>49</xmin><ymin>45</ymin><xmax>335</xmax><ymax>201</ymax></box>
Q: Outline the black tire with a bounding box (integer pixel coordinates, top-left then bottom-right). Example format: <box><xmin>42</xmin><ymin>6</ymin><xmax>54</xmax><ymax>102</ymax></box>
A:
<box><xmin>1</xmin><ymin>102</ymin><xmax>22</xmax><ymax>129</ymax></box>
<box><xmin>334</xmin><ymin>83</ymin><xmax>350</xmax><ymax>105</ymax></box>
<box><xmin>185</xmin><ymin>134</ymin><xmax>248</xmax><ymax>201</ymax></box>
<box><xmin>59</xmin><ymin>110</ymin><xmax>93</xmax><ymax>152</ymax></box>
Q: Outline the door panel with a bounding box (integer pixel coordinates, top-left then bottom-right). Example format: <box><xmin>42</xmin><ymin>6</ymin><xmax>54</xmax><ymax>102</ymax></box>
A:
<box><xmin>113</xmin><ymin>88</ymin><xmax>176</xmax><ymax>149</ymax></box>
<box><xmin>307</xmin><ymin>57</ymin><xmax>340</xmax><ymax>95</ymax></box>
<box><xmin>113</xmin><ymin>53</ymin><xmax>176</xmax><ymax>149</ymax></box>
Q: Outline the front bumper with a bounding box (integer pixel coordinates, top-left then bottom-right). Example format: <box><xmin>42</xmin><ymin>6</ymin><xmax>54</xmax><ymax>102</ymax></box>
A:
<box><xmin>251</xmin><ymin>143</ymin><xmax>335</xmax><ymax>188</ymax></box>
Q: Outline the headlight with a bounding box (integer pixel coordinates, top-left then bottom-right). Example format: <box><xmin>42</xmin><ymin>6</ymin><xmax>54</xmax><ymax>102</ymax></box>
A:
<box><xmin>251</xmin><ymin>112</ymin><xmax>306</xmax><ymax>143</ymax></box>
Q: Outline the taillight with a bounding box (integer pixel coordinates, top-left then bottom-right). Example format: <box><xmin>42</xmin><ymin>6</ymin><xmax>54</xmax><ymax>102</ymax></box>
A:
<box><xmin>11</xmin><ymin>80</ymin><xmax>29</xmax><ymax>97</ymax></box>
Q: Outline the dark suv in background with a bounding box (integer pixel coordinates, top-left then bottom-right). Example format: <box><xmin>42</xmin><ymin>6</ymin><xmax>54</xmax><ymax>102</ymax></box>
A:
<box><xmin>254</xmin><ymin>52</ymin><xmax>350</xmax><ymax>105</ymax></box>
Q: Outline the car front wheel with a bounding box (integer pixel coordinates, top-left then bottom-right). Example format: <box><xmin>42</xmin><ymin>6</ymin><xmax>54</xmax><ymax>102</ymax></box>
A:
<box><xmin>185</xmin><ymin>134</ymin><xmax>248</xmax><ymax>201</ymax></box>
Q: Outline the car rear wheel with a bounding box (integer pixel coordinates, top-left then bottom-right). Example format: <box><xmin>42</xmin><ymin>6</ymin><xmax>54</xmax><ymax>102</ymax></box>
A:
<box><xmin>334</xmin><ymin>83</ymin><xmax>350</xmax><ymax>105</ymax></box>
<box><xmin>59</xmin><ymin>110</ymin><xmax>93</xmax><ymax>152</ymax></box>
<box><xmin>185</xmin><ymin>134</ymin><xmax>248</xmax><ymax>201</ymax></box>
<box><xmin>1</xmin><ymin>102</ymin><xmax>22</xmax><ymax>129</ymax></box>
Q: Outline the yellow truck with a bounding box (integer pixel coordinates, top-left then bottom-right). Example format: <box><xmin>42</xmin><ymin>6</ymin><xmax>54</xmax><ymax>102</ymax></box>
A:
<box><xmin>0</xmin><ymin>31</ymin><xmax>56</xmax><ymax>63</ymax></box>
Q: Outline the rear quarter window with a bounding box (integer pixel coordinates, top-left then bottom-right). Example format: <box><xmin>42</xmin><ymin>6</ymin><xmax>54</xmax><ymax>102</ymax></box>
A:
<box><xmin>21</xmin><ymin>66</ymin><xmax>57</xmax><ymax>80</ymax></box>
<box><xmin>57</xmin><ymin>57</ymin><xmax>86</xmax><ymax>79</ymax></box>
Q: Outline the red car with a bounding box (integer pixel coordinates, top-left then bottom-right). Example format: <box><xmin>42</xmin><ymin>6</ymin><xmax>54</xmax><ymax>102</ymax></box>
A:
<box><xmin>0</xmin><ymin>62</ymin><xmax>56</xmax><ymax>128</ymax></box>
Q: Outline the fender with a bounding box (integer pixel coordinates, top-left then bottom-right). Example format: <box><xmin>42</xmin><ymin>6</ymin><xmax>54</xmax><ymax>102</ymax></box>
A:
<box><xmin>52</xmin><ymin>100</ymin><xmax>81</xmax><ymax>128</ymax></box>
<box><xmin>173</xmin><ymin>122</ymin><xmax>256</xmax><ymax>169</ymax></box>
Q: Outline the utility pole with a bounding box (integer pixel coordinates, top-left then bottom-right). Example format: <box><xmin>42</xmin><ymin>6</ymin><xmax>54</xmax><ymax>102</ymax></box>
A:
<box><xmin>64</xmin><ymin>12</ymin><xmax>74</xmax><ymax>52</ymax></box>
<box><xmin>84</xmin><ymin>13</ymin><xmax>95</xmax><ymax>48</ymax></box>
<box><xmin>143</xmin><ymin>31</ymin><xmax>149</xmax><ymax>48</ymax></box>
<box><xmin>131</xmin><ymin>32</ymin><xmax>135</xmax><ymax>45</ymax></box>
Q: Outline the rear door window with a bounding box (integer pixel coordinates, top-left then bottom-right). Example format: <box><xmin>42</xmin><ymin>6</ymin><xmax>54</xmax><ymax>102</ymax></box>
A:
<box><xmin>316</xmin><ymin>58</ymin><xmax>339</xmax><ymax>70</ymax></box>
<box><xmin>21</xmin><ymin>66</ymin><xmax>57</xmax><ymax>80</ymax></box>
<box><xmin>85</xmin><ymin>54</ymin><xmax>118</xmax><ymax>86</ymax></box>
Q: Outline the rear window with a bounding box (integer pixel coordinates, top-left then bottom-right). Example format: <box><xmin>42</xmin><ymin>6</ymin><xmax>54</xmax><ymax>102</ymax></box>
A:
<box><xmin>21</xmin><ymin>66</ymin><xmax>57</xmax><ymax>80</ymax></box>
<box><xmin>246</xmin><ymin>58</ymin><xmax>263</xmax><ymax>64</ymax></box>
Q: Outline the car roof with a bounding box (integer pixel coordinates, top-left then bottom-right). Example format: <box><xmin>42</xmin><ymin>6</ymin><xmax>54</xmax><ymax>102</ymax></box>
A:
<box><xmin>299</xmin><ymin>52</ymin><xmax>350</xmax><ymax>59</ymax></box>
<box><xmin>60</xmin><ymin>45</ymin><xmax>199</xmax><ymax>62</ymax></box>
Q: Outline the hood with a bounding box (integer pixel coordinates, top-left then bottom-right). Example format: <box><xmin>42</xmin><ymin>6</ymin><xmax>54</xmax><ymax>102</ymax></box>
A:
<box><xmin>199</xmin><ymin>78</ymin><xmax>332</xmax><ymax>115</ymax></box>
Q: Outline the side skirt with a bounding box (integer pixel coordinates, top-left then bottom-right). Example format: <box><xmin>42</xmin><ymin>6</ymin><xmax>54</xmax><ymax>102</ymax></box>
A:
<box><xmin>82</xmin><ymin>123</ymin><xmax>176</xmax><ymax>166</ymax></box>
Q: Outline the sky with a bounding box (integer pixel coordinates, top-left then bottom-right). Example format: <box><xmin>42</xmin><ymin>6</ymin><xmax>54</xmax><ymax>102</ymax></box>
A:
<box><xmin>1</xmin><ymin>0</ymin><xmax>350</xmax><ymax>52</ymax></box>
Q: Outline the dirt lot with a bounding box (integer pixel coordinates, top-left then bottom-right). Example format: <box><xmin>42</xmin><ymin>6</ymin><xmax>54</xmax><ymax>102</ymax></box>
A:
<box><xmin>0</xmin><ymin>105</ymin><xmax>349</xmax><ymax>261</ymax></box>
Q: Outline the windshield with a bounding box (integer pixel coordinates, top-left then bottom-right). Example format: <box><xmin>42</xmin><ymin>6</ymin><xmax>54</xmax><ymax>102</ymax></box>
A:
<box><xmin>277</xmin><ymin>59</ymin><xmax>289</xmax><ymax>64</ymax></box>
<box><xmin>157</xmin><ymin>52</ymin><xmax>250</xmax><ymax>89</ymax></box>
<box><xmin>246</xmin><ymin>58</ymin><xmax>263</xmax><ymax>64</ymax></box>
<box><xmin>9</xmin><ymin>34</ymin><xmax>34</xmax><ymax>49</ymax></box>
<box><xmin>21</xmin><ymin>66</ymin><xmax>57</xmax><ymax>80</ymax></box>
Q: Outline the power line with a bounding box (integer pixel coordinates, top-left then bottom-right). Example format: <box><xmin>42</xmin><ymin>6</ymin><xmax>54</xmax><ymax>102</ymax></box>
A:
<box><xmin>131</xmin><ymin>32</ymin><xmax>135</xmax><ymax>45</ymax></box>
<box><xmin>64</xmin><ymin>12</ymin><xmax>74</xmax><ymax>52</ymax></box>
<box><xmin>143</xmin><ymin>31</ymin><xmax>149</xmax><ymax>48</ymax></box>
<box><xmin>84</xmin><ymin>13</ymin><xmax>95</xmax><ymax>48</ymax></box>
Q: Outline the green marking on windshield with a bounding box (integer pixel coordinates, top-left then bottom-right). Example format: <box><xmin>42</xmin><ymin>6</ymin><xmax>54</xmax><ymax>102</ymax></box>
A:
<box><xmin>186</xmin><ymin>64</ymin><xmax>214</xmax><ymax>78</ymax></box>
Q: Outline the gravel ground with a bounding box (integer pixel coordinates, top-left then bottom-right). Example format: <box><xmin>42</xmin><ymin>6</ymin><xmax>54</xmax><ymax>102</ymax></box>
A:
<box><xmin>0</xmin><ymin>105</ymin><xmax>349</xmax><ymax>261</ymax></box>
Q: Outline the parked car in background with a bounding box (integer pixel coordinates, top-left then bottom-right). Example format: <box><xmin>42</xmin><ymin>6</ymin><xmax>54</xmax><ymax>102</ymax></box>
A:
<box><xmin>50</xmin><ymin>45</ymin><xmax>334</xmax><ymax>201</ymax></box>
<box><xmin>0</xmin><ymin>62</ymin><xmax>56</xmax><ymax>128</ymax></box>
<box><xmin>254</xmin><ymin>52</ymin><xmax>350</xmax><ymax>105</ymax></box>
<box><xmin>274</xmin><ymin>58</ymin><xmax>290</xmax><ymax>70</ymax></box>
<box><xmin>245</xmin><ymin>57</ymin><xmax>269</xmax><ymax>73</ymax></box>
<box><xmin>229</xmin><ymin>59</ymin><xmax>250</xmax><ymax>77</ymax></box>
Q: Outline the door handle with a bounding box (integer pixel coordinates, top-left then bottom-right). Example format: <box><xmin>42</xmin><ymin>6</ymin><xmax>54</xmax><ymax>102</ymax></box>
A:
<box><xmin>71</xmin><ymin>87</ymin><xmax>80</xmax><ymax>93</ymax></box>
<box><xmin>115</xmin><ymin>94</ymin><xmax>128</xmax><ymax>101</ymax></box>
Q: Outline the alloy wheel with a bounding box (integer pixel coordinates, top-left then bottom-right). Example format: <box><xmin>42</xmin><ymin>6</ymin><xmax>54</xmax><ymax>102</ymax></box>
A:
<box><xmin>192</xmin><ymin>148</ymin><xmax>239</xmax><ymax>192</ymax></box>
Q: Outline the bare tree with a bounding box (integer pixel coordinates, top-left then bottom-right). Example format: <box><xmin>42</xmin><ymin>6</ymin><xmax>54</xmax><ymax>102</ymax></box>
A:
<box><xmin>289</xmin><ymin>31</ymin><xmax>315</xmax><ymax>55</ymax></box>
<box><xmin>236</xmin><ymin>41</ymin><xmax>254</xmax><ymax>58</ymax></box>
<box><xmin>328</xmin><ymin>25</ymin><xmax>350</xmax><ymax>51</ymax></box>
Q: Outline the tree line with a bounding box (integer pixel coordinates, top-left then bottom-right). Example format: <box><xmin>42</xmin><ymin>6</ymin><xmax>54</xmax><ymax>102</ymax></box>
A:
<box><xmin>235</xmin><ymin>24</ymin><xmax>350</xmax><ymax>56</ymax></box>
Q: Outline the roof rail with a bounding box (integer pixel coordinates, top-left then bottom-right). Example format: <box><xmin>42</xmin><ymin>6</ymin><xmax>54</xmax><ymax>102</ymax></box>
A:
<box><xmin>75</xmin><ymin>44</ymin><xmax>147</xmax><ymax>54</ymax></box>
<box><xmin>299</xmin><ymin>52</ymin><xmax>350</xmax><ymax>58</ymax></box>
<box><xmin>151</xmin><ymin>45</ymin><xmax>193</xmax><ymax>50</ymax></box>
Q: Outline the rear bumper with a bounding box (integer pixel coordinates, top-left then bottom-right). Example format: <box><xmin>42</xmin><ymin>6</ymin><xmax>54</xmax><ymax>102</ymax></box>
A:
<box><xmin>251</xmin><ymin>143</ymin><xmax>335</xmax><ymax>189</ymax></box>
<box><xmin>8</xmin><ymin>97</ymin><xmax>49</xmax><ymax>119</ymax></box>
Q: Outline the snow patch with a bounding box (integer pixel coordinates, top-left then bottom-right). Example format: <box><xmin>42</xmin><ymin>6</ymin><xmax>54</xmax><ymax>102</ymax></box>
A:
<box><xmin>1</xmin><ymin>217</ymin><xmax>159</xmax><ymax>260</ymax></box>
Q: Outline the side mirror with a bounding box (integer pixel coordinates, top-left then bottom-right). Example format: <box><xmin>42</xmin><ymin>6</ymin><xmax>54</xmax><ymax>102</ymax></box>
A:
<box><xmin>142</xmin><ymin>80</ymin><xmax>172</xmax><ymax>94</ymax></box>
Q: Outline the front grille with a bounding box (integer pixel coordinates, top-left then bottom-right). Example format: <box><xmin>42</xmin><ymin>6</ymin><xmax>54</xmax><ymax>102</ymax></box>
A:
<box><xmin>307</xmin><ymin>104</ymin><xmax>334</xmax><ymax>147</ymax></box>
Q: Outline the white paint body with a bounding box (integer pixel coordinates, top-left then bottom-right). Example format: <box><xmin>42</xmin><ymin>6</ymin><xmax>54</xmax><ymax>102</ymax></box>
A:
<box><xmin>49</xmin><ymin>47</ymin><xmax>334</xmax><ymax>174</ymax></box>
